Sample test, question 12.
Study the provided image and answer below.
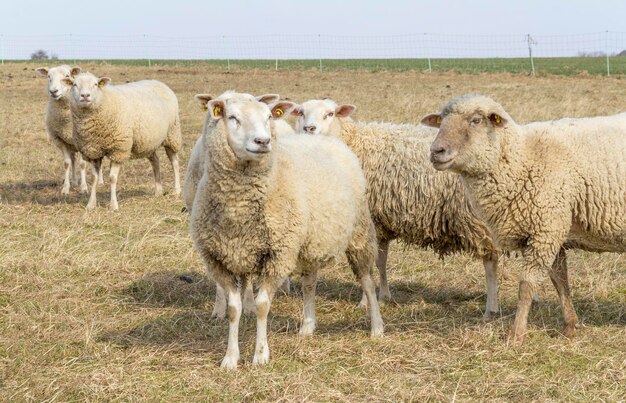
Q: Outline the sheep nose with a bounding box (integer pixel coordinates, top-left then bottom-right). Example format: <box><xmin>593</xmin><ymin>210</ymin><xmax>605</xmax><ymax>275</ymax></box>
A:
<box><xmin>254</xmin><ymin>137</ymin><xmax>270</xmax><ymax>145</ymax></box>
<box><xmin>81</xmin><ymin>93</ymin><xmax>90</xmax><ymax>99</ymax></box>
<box><xmin>430</xmin><ymin>144</ymin><xmax>447</xmax><ymax>156</ymax></box>
<box><xmin>49</xmin><ymin>89</ymin><xmax>59</xmax><ymax>95</ymax></box>
<box><xmin>303</xmin><ymin>125</ymin><xmax>316</xmax><ymax>133</ymax></box>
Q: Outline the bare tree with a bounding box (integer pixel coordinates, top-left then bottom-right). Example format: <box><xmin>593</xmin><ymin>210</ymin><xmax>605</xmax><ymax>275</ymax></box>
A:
<box><xmin>30</xmin><ymin>49</ymin><xmax>49</xmax><ymax>60</ymax></box>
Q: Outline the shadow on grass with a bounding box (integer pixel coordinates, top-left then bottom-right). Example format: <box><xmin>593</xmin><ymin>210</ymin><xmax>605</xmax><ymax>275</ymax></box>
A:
<box><xmin>0</xmin><ymin>180</ymin><xmax>150</xmax><ymax>205</ymax></box>
<box><xmin>107</xmin><ymin>270</ymin><xmax>626</xmax><ymax>350</ymax></box>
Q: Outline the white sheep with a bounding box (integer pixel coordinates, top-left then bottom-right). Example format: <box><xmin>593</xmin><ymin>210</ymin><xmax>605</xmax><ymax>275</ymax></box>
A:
<box><xmin>189</xmin><ymin>96</ymin><xmax>383</xmax><ymax>369</ymax></box>
<box><xmin>36</xmin><ymin>65</ymin><xmax>103</xmax><ymax>193</ymax></box>
<box><xmin>292</xmin><ymin>99</ymin><xmax>503</xmax><ymax>318</ymax></box>
<box><xmin>65</xmin><ymin>72</ymin><xmax>182</xmax><ymax>210</ymax></box>
<box><xmin>424</xmin><ymin>94</ymin><xmax>626</xmax><ymax>343</ymax></box>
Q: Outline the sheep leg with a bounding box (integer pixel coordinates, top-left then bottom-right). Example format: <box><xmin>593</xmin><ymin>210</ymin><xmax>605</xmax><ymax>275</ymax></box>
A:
<box><xmin>347</xmin><ymin>243</ymin><xmax>384</xmax><ymax>337</ymax></box>
<box><xmin>252</xmin><ymin>282</ymin><xmax>278</xmax><ymax>365</ymax></box>
<box><xmin>211</xmin><ymin>283</ymin><xmax>227</xmax><ymax>319</ymax></box>
<box><xmin>278</xmin><ymin>278</ymin><xmax>291</xmax><ymax>295</ymax></box>
<box><xmin>109</xmin><ymin>162</ymin><xmax>121</xmax><ymax>211</ymax></box>
<box><xmin>548</xmin><ymin>248</ymin><xmax>578</xmax><ymax>338</ymax></box>
<box><xmin>165</xmin><ymin>147</ymin><xmax>181</xmax><ymax>196</ymax></box>
<box><xmin>70</xmin><ymin>151</ymin><xmax>78</xmax><ymax>186</ymax></box>
<box><xmin>242</xmin><ymin>275</ymin><xmax>256</xmax><ymax>315</ymax></box>
<box><xmin>78</xmin><ymin>153</ymin><xmax>88</xmax><ymax>194</ymax></box>
<box><xmin>60</xmin><ymin>145</ymin><xmax>73</xmax><ymax>195</ymax></box>
<box><xmin>360</xmin><ymin>237</ymin><xmax>390</xmax><ymax>308</ymax></box>
<box><xmin>148</xmin><ymin>152</ymin><xmax>163</xmax><ymax>196</ymax></box>
<box><xmin>509</xmin><ymin>278</ymin><xmax>536</xmax><ymax>345</ymax></box>
<box><xmin>86</xmin><ymin>158</ymin><xmax>102</xmax><ymax>210</ymax></box>
<box><xmin>299</xmin><ymin>270</ymin><xmax>318</xmax><ymax>336</ymax></box>
<box><xmin>221</xmin><ymin>281</ymin><xmax>242</xmax><ymax>370</ymax></box>
<box><xmin>98</xmin><ymin>160</ymin><xmax>105</xmax><ymax>185</ymax></box>
<box><xmin>483</xmin><ymin>253</ymin><xmax>500</xmax><ymax>320</ymax></box>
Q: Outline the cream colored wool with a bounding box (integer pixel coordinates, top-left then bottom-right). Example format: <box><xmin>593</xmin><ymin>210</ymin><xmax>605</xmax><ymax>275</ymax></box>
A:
<box><xmin>67</xmin><ymin>72</ymin><xmax>182</xmax><ymax>210</ymax></box>
<box><xmin>36</xmin><ymin>65</ymin><xmax>92</xmax><ymax>194</ymax></box>
<box><xmin>427</xmin><ymin>94</ymin><xmax>626</xmax><ymax>343</ymax></box>
<box><xmin>189</xmin><ymin>98</ymin><xmax>383</xmax><ymax>369</ymax></box>
<box><xmin>294</xmin><ymin>100</ymin><xmax>500</xmax><ymax>316</ymax></box>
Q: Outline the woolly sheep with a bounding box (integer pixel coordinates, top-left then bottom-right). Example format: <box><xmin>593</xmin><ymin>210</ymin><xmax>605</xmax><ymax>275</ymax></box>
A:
<box><xmin>189</xmin><ymin>96</ymin><xmax>383</xmax><ymax>369</ymax></box>
<box><xmin>65</xmin><ymin>72</ymin><xmax>182</xmax><ymax>210</ymax></box>
<box><xmin>36</xmin><ymin>65</ymin><xmax>103</xmax><ymax>194</ymax></box>
<box><xmin>424</xmin><ymin>94</ymin><xmax>626</xmax><ymax>343</ymax></box>
<box><xmin>183</xmin><ymin>91</ymin><xmax>290</xmax><ymax>316</ymax></box>
<box><xmin>292</xmin><ymin>99</ymin><xmax>503</xmax><ymax>318</ymax></box>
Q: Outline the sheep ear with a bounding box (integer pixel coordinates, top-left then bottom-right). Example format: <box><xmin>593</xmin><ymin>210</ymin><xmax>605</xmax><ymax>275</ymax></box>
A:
<box><xmin>256</xmin><ymin>94</ymin><xmax>280</xmax><ymax>105</ymax></box>
<box><xmin>71</xmin><ymin>66</ymin><xmax>81</xmax><ymax>76</ymax></box>
<box><xmin>421</xmin><ymin>114</ymin><xmax>441</xmax><ymax>128</ymax></box>
<box><xmin>62</xmin><ymin>78</ymin><xmax>74</xmax><ymax>86</ymax></box>
<box><xmin>271</xmin><ymin>101</ymin><xmax>296</xmax><ymax>119</ymax></box>
<box><xmin>335</xmin><ymin>104</ymin><xmax>356</xmax><ymax>118</ymax></box>
<box><xmin>208</xmin><ymin>100</ymin><xmax>225</xmax><ymax>119</ymax></box>
<box><xmin>98</xmin><ymin>77</ymin><xmax>111</xmax><ymax>88</ymax></box>
<box><xmin>35</xmin><ymin>67</ymin><xmax>48</xmax><ymax>77</ymax></box>
<box><xmin>290</xmin><ymin>105</ymin><xmax>302</xmax><ymax>117</ymax></box>
<box><xmin>488</xmin><ymin>113</ymin><xmax>506</xmax><ymax>127</ymax></box>
<box><xmin>194</xmin><ymin>94</ymin><xmax>213</xmax><ymax>111</ymax></box>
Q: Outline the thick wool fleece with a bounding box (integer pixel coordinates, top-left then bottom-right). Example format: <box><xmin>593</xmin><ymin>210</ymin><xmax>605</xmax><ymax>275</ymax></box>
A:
<box><xmin>71</xmin><ymin>80</ymin><xmax>181</xmax><ymax>163</ymax></box>
<box><xmin>439</xmin><ymin>96</ymin><xmax>626</xmax><ymax>272</ymax></box>
<box><xmin>189</xmin><ymin>120</ymin><xmax>377</xmax><ymax>290</ymax></box>
<box><xmin>333</xmin><ymin>119</ymin><xmax>496</xmax><ymax>258</ymax></box>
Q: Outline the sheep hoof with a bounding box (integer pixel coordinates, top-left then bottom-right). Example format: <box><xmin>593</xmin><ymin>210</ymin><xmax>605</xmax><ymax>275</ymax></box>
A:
<box><xmin>220</xmin><ymin>355</ymin><xmax>239</xmax><ymax>370</ymax></box>
<box><xmin>110</xmin><ymin>203</ymin><xmax>119</xmax><ymax>211</ymax></box>
<box><xmin>155</xmin><ymin>185</ymin><xmax>164</xmax><ymax>196</ymax></box>
<box><xmin>482</xmin><ymin>311</ymin><xmax>499</xmax><ymax>321</ymax></box>
<box><xmin>243</xmin><ymin>305</ymin><xmax>256</xmax><ymax>316</ymax></box>
<box><xmin>370</xmin><ymin>326</ymin><xmax>384</xmax><ymax>338</ymax></box>
<box><xmin>98</xmin><ymin>178</ymin><xmax>105</xmax><ymax>185</ymax></box>
<box><xmin>507</xmin><ymin>330</ymin><xmax>526</xmax><ymax>346</ymax></box>
<box><xmin>61</xmin><ymin>186</ymin><xmax>70</xmax><ymax>195</ymax></box>
<box><xmin>252</xmin><ymin>348</ymin><xmax>270</xmax><ymax>365</ymax></box>
<box><xmin>298</xmin><ymin>321</ymin><xmax>316</xmax><ymax>336</ymax></box>
<box><xmin>378</xmin><ymin>289</ymin><xmax>392</xmax><ymax>302</ymax></box>
<box><xmin>79</xmin><ymin>186</ymin><xmax>88</xmax><ymax>194</ymax></box>
<box><xmin>562</xmin><ymin>324</ymin><xmax>577</xmax><ymax>339</ymax></box>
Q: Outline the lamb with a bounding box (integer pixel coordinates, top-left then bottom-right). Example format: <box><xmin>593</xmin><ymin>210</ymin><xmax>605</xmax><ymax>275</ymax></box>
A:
<box><xmin>36</xmin><ymin>65</ymin><xmax>102</xmax><ymax>194</ymax></box>
<box><xmin>64</xmin><ymin>72</ymin><xmax>182</xmax><ymax>210</ymax></box>
<box><xmin>189</xmin><ymin>95</ymin><xmax>383</xmax><ymax>369</ymax></box>
<box><xmin>292</xmin><ymin>99</ymin><xmax>502</xmax><ymax>318</ymax></box>
<box><xmin>424</xmin><ymin>94</ymin><xmax>626</xmax><ymax>343</ymax></box>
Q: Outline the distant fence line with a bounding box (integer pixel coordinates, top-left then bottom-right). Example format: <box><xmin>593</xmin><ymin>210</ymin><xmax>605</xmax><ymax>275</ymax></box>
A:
<box><xmin>3</xmin><ymin>31</ymin><xmax>626</xmax><ymax>75</ymax></box>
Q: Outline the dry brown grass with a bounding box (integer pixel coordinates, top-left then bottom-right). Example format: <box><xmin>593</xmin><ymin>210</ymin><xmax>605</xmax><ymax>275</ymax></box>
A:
<box><xmin>1</xmin><ymin>63</ymin><xmax>625</xmax><ymax>401</ymax></box>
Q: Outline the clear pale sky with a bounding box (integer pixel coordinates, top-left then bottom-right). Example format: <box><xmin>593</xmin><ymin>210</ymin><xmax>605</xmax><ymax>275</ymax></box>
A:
<box><xmin>3</xmin><ymin>0</ymin><xmax>624</xmax><ymax>37</ymax></box>
<box><xmin>2</xmin><ymin>0</ymin><xmax>625</xmax><ymax>59</ymax></box>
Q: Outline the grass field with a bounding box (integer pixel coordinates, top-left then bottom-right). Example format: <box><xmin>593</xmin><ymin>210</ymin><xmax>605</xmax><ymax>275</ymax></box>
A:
<box><xmin>9</xmin><ymin>56</ymin><xmax>626</xmax><ymax>76</ymax></box>
<box><xmin>1</xmin><ymin>62</ymin><xmax>625</xmax><ymax>401</ymax></box>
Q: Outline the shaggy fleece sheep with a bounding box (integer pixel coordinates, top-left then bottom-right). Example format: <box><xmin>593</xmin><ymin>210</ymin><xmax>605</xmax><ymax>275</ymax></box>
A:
<box><xmin>65</xmin><ymin>72</ymin><xmax>182</xmax><ymax>210</ymax></box>
<box><xmin>189</xmin><ymin>96</ymin><xmax>383</xmax><ymax>369</ymax></box>
<box><xmin>425</xmin><ymin>94</ymin><xmax>626</xmax><ymax>343</ymax></box>
<box><xmin>36</xmin><ymin>65</ymin><xmax>96</xmax><ymax>194</ymax></box>
<box><xmin>293</xmin><ymin>99</ymin><xmax>501</xmax><ymax>317</ymax></box>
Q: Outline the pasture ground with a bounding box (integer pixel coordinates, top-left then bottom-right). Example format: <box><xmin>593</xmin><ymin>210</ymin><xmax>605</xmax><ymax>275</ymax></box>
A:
<box><xmin>0</xmin><ymin>63</ymin><xmax>625</xmax><ymax>401</ymax></box>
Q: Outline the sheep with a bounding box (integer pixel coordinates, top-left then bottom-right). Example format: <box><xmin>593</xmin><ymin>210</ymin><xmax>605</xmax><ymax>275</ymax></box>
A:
<box><xmin>424</xmin><ymin>94</ymin><xmax>626</xmax><ymax>343</ymax></box>
<box><xmin>183</xmin><ymin>91</ymin><xmax>290</xmax><ymax>316</ymax></box>
<box><xmin>189</xmin><ymin>95</ymin><xmax>383</xmax><ymax>369</ymax></box>
<box><xmin>64</xmin><ymin>72</ymin><xmax>182</xmax><ymax>210</ymax></box>
<box><xmin>291</xmin><ymin>99</ymin><xmax>503</xmax><ymax>318</ymax></box>
<box><xmin>36</xmin><ymin>65</ymin><xmax>103</xmax><ymax>194</ymax></box>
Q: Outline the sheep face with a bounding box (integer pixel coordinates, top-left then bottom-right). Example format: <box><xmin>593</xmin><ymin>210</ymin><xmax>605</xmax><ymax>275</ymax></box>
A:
<box><xmin>209</xmin><ymin>99</ymin><xmax>275</xmax><ymax>161</ymax></box>
<box><xmin>293</xmin><ymin>99</ymin><xmax>356</xmax><ymax>135</ymax></box>
<box><xmin>36</xmin><ymin>65</ymin><xmax>80</xmax><ymax>101</ymax></box>
<box><xmin>64</xmin><ymin>72</ymin><xmax>111</xmax><ymax>109</ymax></box>
<box><xmin>424</xmin><ymin>95</ymin><xmax>509</xmax><ymax>176</ymax></box>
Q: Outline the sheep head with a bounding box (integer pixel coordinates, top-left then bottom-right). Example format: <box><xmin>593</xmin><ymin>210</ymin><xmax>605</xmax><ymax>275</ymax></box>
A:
<box><xmin>292</xmin><ymin>99</ymin><xmax>356</xmax><ymax>136</ymax></box>
<box><xmin>36</xmin><ymin>65</ymin><xmax>81</xmax><ymax>101</ymax></box>
<box><xmin>423</xmin><ymin>94</ymin><xmax>512</xmax><ymax>176</ymax></box>
<box><xmin>64</xmin><ymin>72</ymin><xmax>111</xmax><ymax>109</ymax></box>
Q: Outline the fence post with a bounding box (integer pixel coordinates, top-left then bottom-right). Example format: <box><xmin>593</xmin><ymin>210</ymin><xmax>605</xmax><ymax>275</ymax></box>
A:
<box><xmin>145</xmin><ymin>34</ymin><xmax>151</xmax><ymax>67</ymax></box>
<box><xmin>318</xmin><ymin>34</ymin><xmax>323</xmax><ymax>73</ymax></box>
<box><xmin>606</xmin><ymin>30</ymin><xmax>610</xmax><ymax>77</ymax></box>
<box><xmin>0</xmin><ymin>35</ymin><xmax>4</xmax><ymax>65</ymax></box>
<box><xmin>527</xmin><ymin>34</ymin><xmax>536</xmax><ymax>76</ymax></box>
<box><xmin>223</xmin><ymin>35</ymin><xmax>230</xmax><ymax>72</ymax></box>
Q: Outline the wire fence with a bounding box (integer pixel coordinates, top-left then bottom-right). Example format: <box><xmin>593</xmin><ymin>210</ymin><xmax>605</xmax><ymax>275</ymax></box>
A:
<box><xmin>3</xmin><ymin>32</ymin><xmax>626</xmax><ymax>75</ymax></box>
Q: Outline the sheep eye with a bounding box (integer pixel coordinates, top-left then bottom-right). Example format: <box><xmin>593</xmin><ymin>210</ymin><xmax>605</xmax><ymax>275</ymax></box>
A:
<box><xmin>228</xmin><ymin>116</ymin><xmax>239</xmax><ymax>124</ymax></box>
<box><xmin>298</xmin><ymin>111</ymin><xmax>304</xmax><ymax>117</ymax></box>
<box><xmin>471</xmin><ymin>117</ymin><xmax>482</xmax><ymax>125</ymax></box>
<box><xmin>324</xmin><ymin>112</ymin><xmax>334</xmax><ymax>119</ymax></box>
